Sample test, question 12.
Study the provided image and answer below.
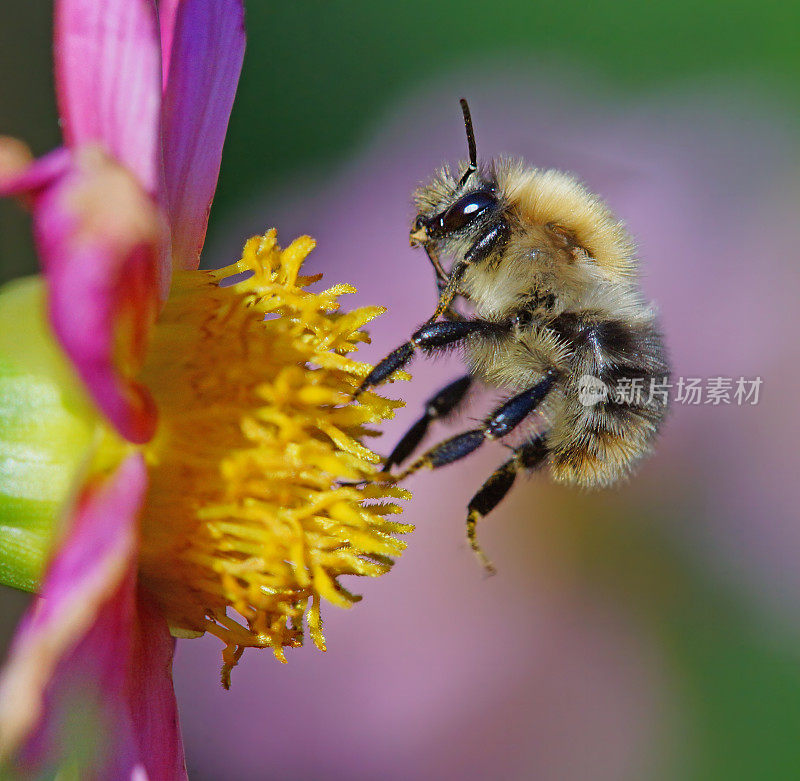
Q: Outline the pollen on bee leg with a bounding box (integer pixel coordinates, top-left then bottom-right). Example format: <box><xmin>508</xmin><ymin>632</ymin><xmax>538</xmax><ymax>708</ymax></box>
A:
<box><xmin>135</xmin><ymin>229</ymin><xmax>412</xmax><ymax>684</ymax></box>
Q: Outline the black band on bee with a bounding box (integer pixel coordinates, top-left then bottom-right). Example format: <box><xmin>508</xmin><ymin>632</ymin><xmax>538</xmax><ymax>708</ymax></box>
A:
<box><xmin>549</xmin><ymin>315</ymin><xmax>625</xmax><ymax>354</ymax></box>
<box><xmin>515</xmin><ymin>293</ymin><xmax>557</xmax><ymax>325</ymax></box>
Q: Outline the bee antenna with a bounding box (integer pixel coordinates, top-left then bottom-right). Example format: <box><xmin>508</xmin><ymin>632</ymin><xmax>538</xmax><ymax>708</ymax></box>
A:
<box><xmin>458</xmin><ymin>98</ymin><xmax>478</xmax><ymax>187</ymax></box>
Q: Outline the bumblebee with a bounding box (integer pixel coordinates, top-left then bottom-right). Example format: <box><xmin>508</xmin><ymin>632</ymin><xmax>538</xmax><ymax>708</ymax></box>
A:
<box><xmin>358</xmin><ymin>99</ymin><xmax>669</xmax><ymax>572</ymax></box>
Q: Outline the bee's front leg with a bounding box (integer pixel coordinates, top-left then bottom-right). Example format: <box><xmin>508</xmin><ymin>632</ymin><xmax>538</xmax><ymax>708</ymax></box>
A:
<box><xmin>356</xmin><ymin>318</ymin><xmax>505</xmax><ymax>397</ymax></box>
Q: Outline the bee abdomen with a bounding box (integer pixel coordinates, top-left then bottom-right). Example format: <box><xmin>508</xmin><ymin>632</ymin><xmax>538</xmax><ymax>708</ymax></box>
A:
<box><xmin>546</xmin><ymin>316</ymin><xmax>669</xmax><ymax>487</ymax></box>
<box><xmin>548</xmin><ymin>399</ymin><xmax>665</xmax><ymax>486</ymax></box>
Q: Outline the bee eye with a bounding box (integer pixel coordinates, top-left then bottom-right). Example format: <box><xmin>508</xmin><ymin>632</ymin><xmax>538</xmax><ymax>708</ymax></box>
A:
<box><xmin>441</xmin><ymin>190</ymin><xmax>497</xmax><ymax>233</ymax></box>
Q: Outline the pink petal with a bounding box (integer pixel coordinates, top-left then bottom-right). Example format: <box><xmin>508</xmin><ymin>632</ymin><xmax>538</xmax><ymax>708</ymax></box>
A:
<box><xmin>158</xmin><ymin>0</ymin><xmax>181</xmax><ymax>90</ymax></box>
<box><xmin>33</xmin><ymin>146</ymin><xmax>165</xmax><ymax>444</ymax></box>
<box><xmin>162</xmin><ymin>0</ymin><xmax>245</xmax><ymax>270</ymax></box>
<box><xmin>54</xmin><ymin>0</ymin><xmax>163</xmax><ymax>197</ymax></box>
<box><xmin>0</xmin><ymin>455</ymin><xmax>185</xmax><ymax>779</ymax></box>
<box><xmin>126</xmin><ymin>593</ymin><xmax>187</xmax><ymax>780</ymax></box>
<box><xmin>0</xmin><ymin>454</ymin><xmax>145</xmax><ymax>755</ymax></box>
<box><xmin>0</xmin><ymin>146</ymin><xmax>71</xmax><ymax>198</ymax></box>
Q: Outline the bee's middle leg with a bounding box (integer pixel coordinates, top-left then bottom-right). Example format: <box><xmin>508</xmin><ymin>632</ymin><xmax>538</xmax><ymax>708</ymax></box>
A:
<box><xmin>392</xmin><ymin>369</ymin><xmax>558</xmax><ymax>481</ymax></box>
<box><xmin>384</xmin><ymin>374</ymin><xmax>473</xmax><ymax>472</ymax></box>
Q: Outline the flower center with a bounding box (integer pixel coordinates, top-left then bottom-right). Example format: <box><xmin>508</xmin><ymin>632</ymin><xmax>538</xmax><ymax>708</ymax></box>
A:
<box><xmin>137</xmin><ymin>230</ymin><xmax>411</xmax><ymax>684</ymax></box>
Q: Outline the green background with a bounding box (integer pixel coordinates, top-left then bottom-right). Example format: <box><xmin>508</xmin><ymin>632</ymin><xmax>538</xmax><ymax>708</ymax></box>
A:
<box><xmin>3</xmin><ymin>1</ymin><xmax>799</xmax><ymax>284</ymax></box>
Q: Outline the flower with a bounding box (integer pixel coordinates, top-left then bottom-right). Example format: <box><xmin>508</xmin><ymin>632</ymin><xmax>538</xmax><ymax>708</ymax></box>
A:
<box><xmin>0</xmin><ymin>0</ymin><xmax>410</xmax><ymax>777</ymax></box>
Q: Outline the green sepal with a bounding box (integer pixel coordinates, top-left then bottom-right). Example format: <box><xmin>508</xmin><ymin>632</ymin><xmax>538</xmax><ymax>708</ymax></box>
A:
<box><xmin>0</xmin><ymin>276</ymin><xmax>99</xmax><ymax>592</ymax></box>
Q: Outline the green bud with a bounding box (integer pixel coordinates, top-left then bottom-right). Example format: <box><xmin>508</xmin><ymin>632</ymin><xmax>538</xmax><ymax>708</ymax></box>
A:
<box><xmin>0</xmin><ymin>276</ymin><xmax>100</xmax><ymax>591</ymax></box>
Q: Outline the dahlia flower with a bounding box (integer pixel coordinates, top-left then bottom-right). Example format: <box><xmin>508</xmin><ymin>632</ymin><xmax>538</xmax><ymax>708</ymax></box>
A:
<box><xmin>0</xmin><ymin>1</ymin><xmax>410</xmax><ymax>776</ymax></box>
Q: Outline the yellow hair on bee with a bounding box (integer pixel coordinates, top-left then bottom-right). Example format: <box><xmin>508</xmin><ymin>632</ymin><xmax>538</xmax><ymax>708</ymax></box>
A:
<box><xmin>495</xmin><ymin>158</ymin><xmax>637</xmax><ymax>282</ymax></box>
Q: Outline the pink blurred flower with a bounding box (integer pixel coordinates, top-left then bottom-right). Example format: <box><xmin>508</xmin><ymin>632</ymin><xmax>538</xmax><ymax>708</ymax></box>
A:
<box><xmin>185</xmin><ymin>76</ymin><xmax>799</xmax><ymax>779</ymax></box>
<box><xmin>0</xmin><ymin>0</ymin><xmax>244</xmax><ymax>776</ymax></box>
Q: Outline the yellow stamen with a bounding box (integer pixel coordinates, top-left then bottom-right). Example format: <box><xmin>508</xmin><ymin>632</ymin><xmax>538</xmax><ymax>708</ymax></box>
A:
<box><xmin>137</xmin><ymin>230</ymin><xmax>411</xmax><ymax>686</ymax></box>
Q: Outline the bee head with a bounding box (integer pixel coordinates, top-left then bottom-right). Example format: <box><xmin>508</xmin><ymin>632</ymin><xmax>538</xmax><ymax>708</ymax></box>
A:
<box><xmin>410</xmin><ymin>188</ymin><xmax>498</xmax><ymax>245</ymax></box>
<box><xmin>410</xmin><ymin>99</ymin><xmax>499</xmax><ymax>247</ymax></box>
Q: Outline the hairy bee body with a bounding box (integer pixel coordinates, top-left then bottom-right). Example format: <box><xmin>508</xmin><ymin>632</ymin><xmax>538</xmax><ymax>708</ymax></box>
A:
<box><xmin>418</xmin><ymin>160</ymin><xmax>669</xmax><ymax>486</ymax></box>
<box><xmin>360</xmin><ymin>101</ymin><xmax>669</xmax><ymax>570</ymax></box>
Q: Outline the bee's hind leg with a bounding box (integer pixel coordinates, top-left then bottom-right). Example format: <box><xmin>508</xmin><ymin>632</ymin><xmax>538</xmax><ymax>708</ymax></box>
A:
<box><xmin>383</xmin><ymin>374</ymin><xmax>473</xmax><ymax>472</ymax></box>
<box><xmin>465</xmin><ymin>435</ymin><xmax>548</xmax><ymax>575</ymax></box>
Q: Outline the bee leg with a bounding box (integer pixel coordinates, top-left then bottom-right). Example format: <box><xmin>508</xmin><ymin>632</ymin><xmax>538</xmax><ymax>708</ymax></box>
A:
<box><xmin>465</xmin><ymin>435</ymin><xmax>549</xmax><ymax>575</ymax></box>
<box><xmin>384</xmin><ymin>374</ymin><xmax>473</xmax><ymax>472</ymax></box>
<box><xmin>424</xmin><ymin>243</ymin><xmax>448</xmax><ymax>288</ymax></box>
<box><xmin>428</xmin><ymin>260</ymin><xmax>467</xmax><ymax>322</ymax></box>
<box><xmin>427</xmin><ymin>248</ymin><xmax>464</xmax><ymax>320</ymax></box>
<box><xmin>356</xmin><ymin>319</ymin><xmax>504</xmax><ymax>396</ymax></box>
<box><xmin>394</xmin><ymin>370</ymin><xmax>558</xmax><ymax>481</ymax></box>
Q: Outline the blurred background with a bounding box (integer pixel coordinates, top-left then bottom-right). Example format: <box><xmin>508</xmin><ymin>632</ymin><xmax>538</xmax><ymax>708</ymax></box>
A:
<box><xmin>3</xmin><ymin>2</ymin><xmax>800</xmax><ymax>779</ymax></box>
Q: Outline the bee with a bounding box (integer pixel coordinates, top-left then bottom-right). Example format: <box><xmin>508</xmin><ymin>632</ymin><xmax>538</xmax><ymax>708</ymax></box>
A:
<box><xmin>358</xmin><ymin>99</ymin><xmax>669</xmax><ymax>573</ymax></box>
